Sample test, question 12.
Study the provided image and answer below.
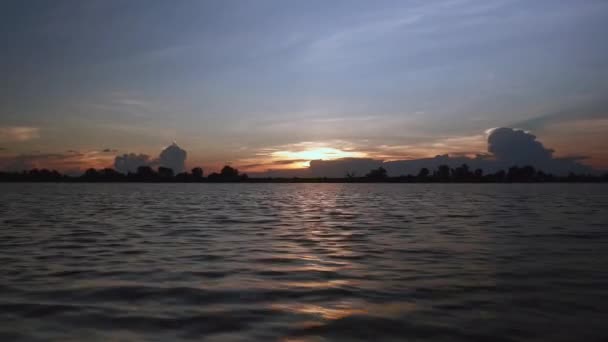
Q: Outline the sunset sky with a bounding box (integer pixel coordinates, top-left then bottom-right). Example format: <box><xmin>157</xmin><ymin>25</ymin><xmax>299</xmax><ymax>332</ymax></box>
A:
<box><xmin>1</xmin><ymin>0</ymin><xmax>607</xmax><ymax>174</ymax></box>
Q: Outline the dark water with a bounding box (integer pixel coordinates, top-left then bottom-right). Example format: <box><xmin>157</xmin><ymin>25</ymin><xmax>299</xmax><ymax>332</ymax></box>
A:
<box><xmin>1</xmin><ymin>183</ymin><xmax>607</xmax><ymax>341</ymax></box>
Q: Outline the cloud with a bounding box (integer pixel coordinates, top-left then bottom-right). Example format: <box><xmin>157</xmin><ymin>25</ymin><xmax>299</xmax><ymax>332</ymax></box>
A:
<box><xmin>514</xmin><ymin>104</ymin><xmax>608</xmax><ymax>131</ymax></box>
<box><xmin>485</xmin><ymin>127</ymin><xmax>600</xmax><ymax>174</ymax></box>
<box><xmin>102</xmin><ymin>148</ymin><xmax>118</xmax><ymax>153</ymax></box>
<box><xmin>114</xmin><ymin>153</ymin><xmax>153</xmax><ymax>174</ymax></box>
<box><xmin>487</xmin><ymin>127</ymin><xmax>553</xmax><ymax>164</ymax></box>
<box><xmin>0</xmin><ymin>151</ymin><xmax>113</xmax><ymax>174</ymax></box>
<box><xmin>114</xmin><ymin>143</ymin><xmax>188</xmax><ymax>174</ymax></box>
<box><xmin>0</xmin><ymin>143</ymin><xmax>189</xmax><ymax>175</ymax></box>
<box><xmin>0</xmin><ymin>126</ymin><xmax>40</xmax><ymax>142</ymax></box>
<box><xmin>242</xmin><ymin>159</ymin><xmax>309</xmax><ymax>169</ymax></box>
<box><xmin>159</xmin><ymin>143</ymin><xmax>187</xmax><ymax>173</ymax></box>
<box><xmin>272</xmin><ymin>159</ymin><xmax>309</xmax><ymax>165</ymax></box>
<box><xmin>81</xmin><ymin>92</ymin><xmax>164</xmax><ymax>122</ymax></box>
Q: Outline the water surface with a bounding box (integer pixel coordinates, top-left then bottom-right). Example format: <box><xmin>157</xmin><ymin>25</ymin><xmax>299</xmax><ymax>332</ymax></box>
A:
<box><xmin>1</xmin><ymin>183</ymin><xmax>607</xmax><ymax>341</ymax></box>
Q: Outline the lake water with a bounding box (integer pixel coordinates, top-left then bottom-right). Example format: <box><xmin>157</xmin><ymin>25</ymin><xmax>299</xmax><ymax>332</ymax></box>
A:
<box><xmin>1</xmin><ymin>183</ymin><xmax>607</xmax><ymax>341</ymax></box>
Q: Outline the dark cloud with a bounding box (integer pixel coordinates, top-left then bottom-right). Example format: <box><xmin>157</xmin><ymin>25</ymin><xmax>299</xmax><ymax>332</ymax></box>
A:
<box><xmin>0</xmin><ymin>147</ymin><xmax>6</xmax><ymax>151</ymax></box>
<box><xmin>273</xmin><ymin>159</ymin><xmax>308</xmax><ymax>165</ymax></box>
<box><xmin>114</xmin><ymin>153</ymin><xmax>153</xmax><ymax>173</ymax></box>
<box><xmin>487</xmin><ymin>128</ymin><xmax>553</xmax><ymax>164</ymax></box>
<box><xmin>243</xmin><ymin>159</ymin><xmax>310</xmax><ymax>169</ymax></box>
<box><xmin>241</xmin><ymin>163</ymin><xmax>264</xmax><ymax>169</ymax></box>
<box><xmin>159</xmin><ymin>143</ymin><xmax>187</xmax><ymax>173</ymax></box>
<box><xmin>484</xmin><ymin>127</ymin><xmax>592</xmax><ymax>174</ymax></box>
<box><xmin>102</xmin><ymin>148</ymin><xmax>118</xmax><ymax>153</ymax></box>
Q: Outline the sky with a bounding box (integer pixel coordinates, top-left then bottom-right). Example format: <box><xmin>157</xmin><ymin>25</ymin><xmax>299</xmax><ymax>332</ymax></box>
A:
<box><xmin>1</xmin><ymin>0</ymin><xmax>607</xmax><ymax>174</ymax></box>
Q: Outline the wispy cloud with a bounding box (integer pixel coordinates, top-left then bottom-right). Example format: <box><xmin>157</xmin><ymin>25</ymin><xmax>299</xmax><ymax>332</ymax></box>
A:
<box><xmin>0</xmin><ymin>149</ymin><xmax>115</xmax><ymax>173</ymax></box>
<box><xmin>78</xmin><ymin>92</ymin><xmax>169</xmax><ymax>122</ymax></box>
<box><xmin>309</xmin><ymin>14</ymin><xmax>421</xmax><ymax>51</ymax></box>
<box><xmin>300</xmin><ymin>0</ymin><xmax>513</xmax><ymax>66</ymax></box>
<box><xmin>0</xmin><ymin>126</ymin><xmax>40</xmax><ymax>142</ymax></box>
<box><xmin>514</xmin><ymin>104</ymin><xmax>608</xmax><ymax>131</ymax></box>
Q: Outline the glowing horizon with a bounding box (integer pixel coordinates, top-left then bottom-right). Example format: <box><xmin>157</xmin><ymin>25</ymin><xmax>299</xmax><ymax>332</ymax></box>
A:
<box><xmin>1</xmin><ymin>1</ymin><xmax>607</xmax><ymax>174</ymax></box>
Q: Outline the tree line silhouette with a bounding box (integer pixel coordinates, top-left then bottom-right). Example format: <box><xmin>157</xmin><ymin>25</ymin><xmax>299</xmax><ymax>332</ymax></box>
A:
<box><xmin>360</xmin><ymin>164</ymin><xmax>606</xmax><ymax>182</ymax></box>
<box><xmin>0</xmin><ymin>164</ymin><xmax>606</xmax><ymax>182</ymax></box>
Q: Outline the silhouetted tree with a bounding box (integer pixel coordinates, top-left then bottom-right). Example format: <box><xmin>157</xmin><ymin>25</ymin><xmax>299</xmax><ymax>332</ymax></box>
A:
<box><xmin>136</xmin><ymin>166</ymin><xmax>156</xmax><ymax>181</ymax></box>
<box><xmin>100</xmin><ymin>168</ymin><xmax>122</xmax><ymax>178</ymax></box>
<box><xmin>451</xmin><ymin>164</ymin><xmax>471</xmax><ymax>180</ymax></box>
<box><xmin>80</xmin><ymin>168</ymin><xmax>125</xmax><ymax>182</ymax></box>
<box><xmin>21</xmin><ymin>168</ymin><xmax>63</xmax><ymax>182</ymax></box>
<box><xmin>0</xmin><ymin>164</ymin><xmax>605</xmax><ymax>183</ymax></box>
<box><xmin>83</xmin><ymin>168</ymin><xmax>99</xmax><ymax>179</ymax></box>
<box><xmin>493</xmin><ymin>170</ymin><xmax>506</xmax><ymax>182</ymax></box>
<box><xmin>418</xmin><ymin>168</ymin><xmax>430</xmax><ymax>179</ymax></box>
<box><xmin>208</xmin><ymin>165</ymin><xmax>241</xmax><ymax>181</ymax></box>
<box><xmin>191</xmin><ymin>167</ymin><xmax>204</xmax><ymax>179</ymax></box>
<box><xmin>435</xmin><ymin>165</ymin><xmax>451</xmax><ymax>181</ymax></box>
<box><xmin>366</xmin><ymin>167</ymin><xmax>387</xmax><ymax>179</ymax></box>
<box><xmin>158</xmin><ymin>166</ymin><xmax>174</xmax><ymax>179</ymax></box>
<box><xmin>221</xmin><ymin>165</ymin><xmax>239</xmax><ymax>178</ymax></box>
<box><xmin>474</xmin><ymin>168</ymin><xmax>483</xmax><ymax>179</ymax></box>
<box><xmin>507</xmin><ymin>165</ymin><xmax>536</xmax><ymax>182</ymax></box>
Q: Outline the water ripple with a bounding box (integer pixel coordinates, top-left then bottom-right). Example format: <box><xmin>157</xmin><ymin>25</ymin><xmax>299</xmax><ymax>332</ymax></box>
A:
<box><xmin>1</xmin><ymin>183</ymin><xmax>607</xmax><ymax>341</ymax></box>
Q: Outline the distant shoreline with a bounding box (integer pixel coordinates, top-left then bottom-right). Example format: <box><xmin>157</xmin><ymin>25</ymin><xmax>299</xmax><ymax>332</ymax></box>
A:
<box><xmin>2</xmin><ymin>164</ymin><xmax>606</xmax><ymax>183</ymax></box>
<box><xmin>1</xmin><ymin>178</ymin><xmax>606</xmax><ymax>183</ymax></box>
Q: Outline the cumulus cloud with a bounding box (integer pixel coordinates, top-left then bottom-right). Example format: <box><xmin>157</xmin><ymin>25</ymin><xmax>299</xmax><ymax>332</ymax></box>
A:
<box><xmin>159</xmin><ymin>143</ymin><xmax>187</xmax><ymax>173</ymax></box>
<box><xmin>114</xmin><ymin>153</ymin><xmax>153</xmax><ymax>173</ymax></box>
<box><xmin>113</xmin><ymin>143</ymin><xmax>188</xmax><ymax>174</ymax></box>
<box><xmin>0</xmin><ymin>126</ymin><xmax>40</xmax><ymax>142</ymax></box>
<box><xmin>487</xmin><ymin>128</ymin><xmax>553</xmax><ymax>164</ymax></box>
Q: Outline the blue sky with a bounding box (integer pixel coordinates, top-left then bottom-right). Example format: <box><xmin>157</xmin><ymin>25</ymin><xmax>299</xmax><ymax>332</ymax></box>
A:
<box><xmin>1</xmin><ymin>0</ymin><xmax>607</xmax><ymax>172</ymax></box>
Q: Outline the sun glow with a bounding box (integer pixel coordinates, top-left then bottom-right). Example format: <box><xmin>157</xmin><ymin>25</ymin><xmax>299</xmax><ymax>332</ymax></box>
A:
<box><xmin>272</xmin><ymin>147</ymin><xmax>366</xmax><ymax>167</ymax></box>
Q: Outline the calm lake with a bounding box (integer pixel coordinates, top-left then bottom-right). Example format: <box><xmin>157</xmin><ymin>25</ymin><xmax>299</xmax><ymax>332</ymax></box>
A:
<box><xmin>1</xmin><ymin>183</ymin><xmax>607</xmax><ymax>341</ymax></box>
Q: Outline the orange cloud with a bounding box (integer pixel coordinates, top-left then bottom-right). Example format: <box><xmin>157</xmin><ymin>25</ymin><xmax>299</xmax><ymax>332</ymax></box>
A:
<box><xmin>0</xmin><ymin>150</ymin><xmax>115</xmax><ymax>173</ymax></box>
